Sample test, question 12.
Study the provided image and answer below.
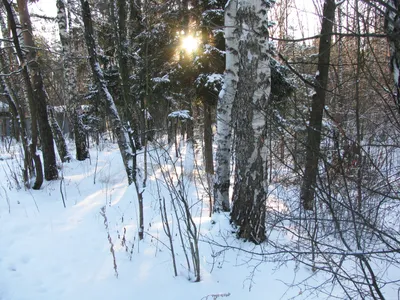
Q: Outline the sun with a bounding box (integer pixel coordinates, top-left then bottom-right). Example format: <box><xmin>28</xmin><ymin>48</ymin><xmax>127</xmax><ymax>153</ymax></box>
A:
<box><xmin>181</xmin><ymin>35</ymin><xmax>199</xmax><ymax>53</ymax></box>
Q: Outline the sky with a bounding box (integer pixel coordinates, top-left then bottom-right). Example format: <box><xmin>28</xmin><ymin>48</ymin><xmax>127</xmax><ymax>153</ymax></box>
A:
<box><xmin>269</xmin><ymin>0</ymin><xmax>320</xmax><ymax>40</ymax></box>
<box><xmin>31</xmin><ymin>0</ymin><xmax>57</xmax><ymax>17</ymax></box>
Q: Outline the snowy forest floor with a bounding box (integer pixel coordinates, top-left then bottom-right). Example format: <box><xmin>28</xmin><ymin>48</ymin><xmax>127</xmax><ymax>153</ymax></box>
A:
<box><xmin>0</xmin><ymin>138</ymin><xmax>397</xmax><ymax>300</ymax></box>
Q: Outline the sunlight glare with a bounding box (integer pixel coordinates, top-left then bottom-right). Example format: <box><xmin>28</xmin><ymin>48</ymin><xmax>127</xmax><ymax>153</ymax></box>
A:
<box><xmin>181</xmin><ymin>36</ymin><xmax>199</xmax><ymax>53</ymax></box>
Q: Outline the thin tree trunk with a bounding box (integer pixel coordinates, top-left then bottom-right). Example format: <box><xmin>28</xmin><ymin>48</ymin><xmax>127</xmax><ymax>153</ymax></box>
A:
<box><xmin>203</xmin><ymin>101</ymin><xmax>214</xmax><ymax>175</ymax></box>
<box><xmin>48</xmin><ymin>106</ymin><xmax>71</xmax><ymax>162</ymax></box>
<box><xmin>354</xmin><ymin>0</ymin><xmax>363</xmax><ymax>212</ymax></box>
<box><xmin>0</xmin><ymin>8</ymin><xmax>31</xmax><ymax>180</ymax></box>
<box><xmin>214</xmin><ymin>0</ymin><xmax>239</xmax><ymax>212</ymax></box>
<box><xmin>230</xmin><ymin>0</ymin><xmax>271</xmax><ymax>244</ymax></box>
<box><xmin>0</xmin><ymin>51</ymin><xmax>32</xmax><ymax>185</ymax></box>
<box><xmin>117</xmin><ymin>0</ymin><xmax>141</xmax><ymax>150</ymax></box>
<box><xmin>300</xmin><ymin>0</ymin><xmax>336</xmax><ymax>211</ymax></box>
<box><xmin>2</xmin><ymin>0</ymin><xmax>44</xmax><ymax>189</ymax></box>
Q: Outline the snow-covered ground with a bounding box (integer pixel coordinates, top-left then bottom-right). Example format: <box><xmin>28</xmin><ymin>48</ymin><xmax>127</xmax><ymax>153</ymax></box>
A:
<box><xmin>0</xmin><ymin>139</ymin><xmax>394</xmax><ymax>300</ymax></box>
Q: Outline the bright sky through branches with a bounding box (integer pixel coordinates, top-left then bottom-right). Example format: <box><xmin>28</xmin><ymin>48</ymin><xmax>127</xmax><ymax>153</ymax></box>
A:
<box><xmin>181</xmin><ymin>35</ymin><xmax>199</xmax><ymax>53</ymax></box>
<box><xmin>31</xmin><ymin>0</ymin><xmax>57</xmax><ymax>17</ymax></box>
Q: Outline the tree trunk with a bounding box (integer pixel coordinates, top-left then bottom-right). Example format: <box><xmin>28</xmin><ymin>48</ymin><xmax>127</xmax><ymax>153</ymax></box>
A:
<box><xmin>117</xmin><ymin>0</ymin><xmax>141</xmax><ymax>149</ymax></box>
<box><xmin>300</xmin><ymin>0</ymin><xmax>336</xmax><ymax>211</ymax></box>
<box><xmin>48</xmin><ymin>106</ymin><xmax>71</xmax><ymax>162</ymax></box>
<box><xmin>203</xmin><ymin>101</ymin><xmax>214</xmax><ymax>175</ymax></box>
<box><xmin>80</xmin><ymin>0</ymin><xmax>136</xmax><ymax>184</ymax></box>
<box><xmin>0</xmin><ymin>50</ymin><xmax>33</xmax><ymax>185</ymax></box>
<box><xmin>2</xmin><ymin>0</ymin><xmax>44</xmax><ymax>189</ymax></box>
<box><xmin>230</xmin><ymin>0</ymin><xmax>271</xmax><ymax>244</ymax></box>
<box><xmin>57</xmin><ymin>0</ymin><xmax>89</xmax><ymax>161</ymax></box>
<box><xmin>213</xmin><ymin>0</ymin><xmax>239</xmax><ymax>212</ymax></box>
<box><xmin>17</xmin><ymin>0</ymin><xmax>58</xmax><ymax>181</ymax></box>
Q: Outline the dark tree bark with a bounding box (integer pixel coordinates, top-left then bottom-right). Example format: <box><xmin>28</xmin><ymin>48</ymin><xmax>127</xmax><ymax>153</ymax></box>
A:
<box><xmin>116</xmin><ymin>0</ymin><xmax>141</xmax><ymax>149</ymax></box>
<box><xmin>300</xmin><ymin>0</ymin><xmax>336</xmax><ymax>211</ymax></box>
<box><xmin>0</xmin><ymin>53</ymin><xmax>34</xmax><ymax>184</ymax></box>
<box><xmin>2</xmin><ymin>0</ymin><xmax>44</xmax><ymax>189</ymax></box>
<box><xmin>203</xmin><ymin>101</ymin><xmax>214</xmax><ymax>175</ymax></box>
<box><xmin>0</xmin><ymin>49</ymin><xmax>33</xmax><ymax>185</ymax></box>
<box><xmin>16</xmin><ymin>0</ymin><xmax>58</xmax><ymax>181</ymax></box>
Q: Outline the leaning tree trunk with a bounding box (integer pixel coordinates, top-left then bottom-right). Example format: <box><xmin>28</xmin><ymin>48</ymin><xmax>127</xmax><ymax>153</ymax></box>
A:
<box><xmin>300</xmin><ymin>0</ymin><xmax>336</xmax><ymax>211</ymax></box>
<box><xmin>230</xmin><ymin>0</ymin><xmax>271</xmax><ymax>244</ymax></box>
<box><xmin>57</xmin><ymin>0</ymin><xmax>89</xmax><ymax>161</ymax></box>
<box><xmin>2</xmin><ymin>0</ymin><xmax>45</xmax><ymax>189</ymax></box>
<box><xmin>16</xmin><ymin>0</ymin><xmax>58</xmax><ymax>181</ymax></box>
<box><xmin>48</xmin><ymin>106</ymin><xmax>71</xmax><ymax>162</ymax></box>
<box><xmin>385</xmin><ymin>0</ymin><xmax>400</xmax><ymax>113</ymax></box>
<box><xmin>213</xmin><ymin>0</ymin><xmax>239</xmax><ymax>212</ymax></box>
<box><xmin>80</xmin><ymin>0</ymin><xmax>136</xmax><ymax>185</ymax></box>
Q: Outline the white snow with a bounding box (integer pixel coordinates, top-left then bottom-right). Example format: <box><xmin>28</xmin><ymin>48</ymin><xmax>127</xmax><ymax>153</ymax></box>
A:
<box><xmin>0</xmin><ymin>139</ymin><xmax>398</xmax><ymax>300</ymax></box>
<box><xmin>0</xmin><ymin>141</ymin><xmax>300</xmax><ymax>300</ymax></box>
<box><xmin>152</xmin><ymin>74</ymin><xmax>170</xmax><ymax>84</ymax></box>
<box><xmin>168</xmin><ymin>110</ymin><xmax>193</xmax><ymax>120</ymax></box>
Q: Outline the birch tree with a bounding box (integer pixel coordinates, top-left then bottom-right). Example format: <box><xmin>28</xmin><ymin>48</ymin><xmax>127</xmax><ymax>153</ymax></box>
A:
<box><xmin>214</xmin><ymin>0</ymin><xmax>239</xmax><ymax>212</ymax></box>
<box><xmin>57</xmin><ymin>0</ymin><xmax>89</xmax><ymax>161</ymax></box>
<box><xmin>229</xmin><ymin>0</ymin><xmax>271</xmax><ymax>243</ymax></box>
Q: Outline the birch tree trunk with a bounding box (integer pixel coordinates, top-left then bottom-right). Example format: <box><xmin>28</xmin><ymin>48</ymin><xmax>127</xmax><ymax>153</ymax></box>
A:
<box><xmin>48</xmin><ymin>106</ymin><xmax>71</xmax><ymax>162</ymax></box>
<box><xmin>80</xmin><ymin>0</ymin><xmax>136</xmax><ymax>185</ymax></box>
<box><xmin>57</xmin><ymin>0</ymin><xmax>89</xmax><ymax>161</ymax></box>
<box><xmin>214</xmin><ymin>0</ymin><xmax>239</xmax><ymax>212</ymax></box>
<box><xmin>300</xmin><ymin>0</ymin><xmax>336</xmax><ymax>211</ymax></box>
<box><xmin>230</xmin><ymin>0</ymin><xmax>271</xmax><ymax>244</ymax></box>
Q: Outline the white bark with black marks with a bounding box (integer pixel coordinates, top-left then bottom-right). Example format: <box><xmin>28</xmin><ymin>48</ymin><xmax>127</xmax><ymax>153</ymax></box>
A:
<box><xmin>57</xmin><ymin>0</ymin><xmax>89</xmax><ymax>161</ymax></box>
<box><xmin>230</xmin><ymin>0</ymin><xmax>271</xmax><ymax>244</ymax></box>
<box><xmin>214</xmin><ymin>0</ymin><xmax>239</xmax><ymax>212</ymax></box>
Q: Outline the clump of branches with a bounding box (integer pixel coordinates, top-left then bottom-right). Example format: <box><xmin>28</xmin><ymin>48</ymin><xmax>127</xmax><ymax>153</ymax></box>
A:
<box><xmin>149</xmin><ymin>141</ymin><xmax>201</xmax><ymax>282</ymax></box>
